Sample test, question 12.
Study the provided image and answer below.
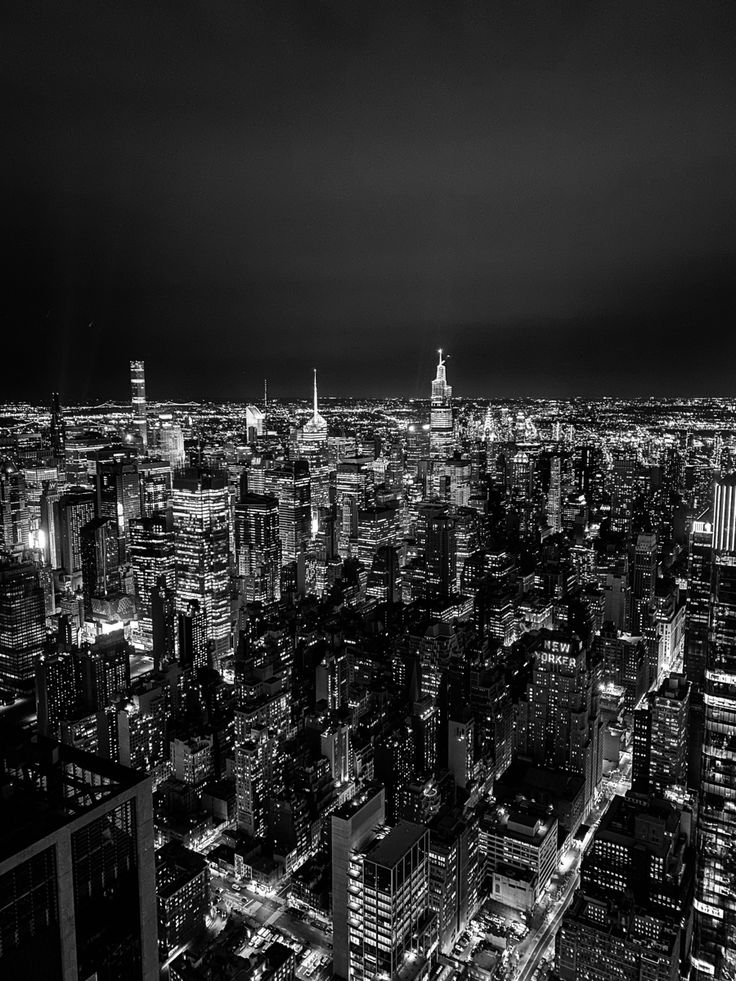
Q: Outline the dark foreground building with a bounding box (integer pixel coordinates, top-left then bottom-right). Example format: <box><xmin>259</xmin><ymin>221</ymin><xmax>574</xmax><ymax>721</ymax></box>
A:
<box><xmin>0</xmin><ymin>732</ymin><xmax>158</xmax><ymax>979</ymax></box>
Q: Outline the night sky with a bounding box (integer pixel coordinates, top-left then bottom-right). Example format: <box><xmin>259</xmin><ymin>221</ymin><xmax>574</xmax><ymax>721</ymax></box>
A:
<box><xmin>4</xmin><ymin>1</ymin><xmax>736</xmax><ymax>402</ymax></box>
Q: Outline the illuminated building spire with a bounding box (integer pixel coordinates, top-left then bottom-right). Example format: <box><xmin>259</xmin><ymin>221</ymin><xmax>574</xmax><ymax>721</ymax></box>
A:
<box><xmin>313</xmin><ymin>368</ymin><xmax>319</xmax><ymax>421</ymax></box>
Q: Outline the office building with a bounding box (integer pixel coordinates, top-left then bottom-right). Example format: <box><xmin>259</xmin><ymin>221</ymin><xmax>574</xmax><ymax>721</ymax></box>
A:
<box><xmin>131</xmin><ymin>359</ymin><xmax>148</xmax><ymax>454</ymax></box>
<box><xmin>58</xmin><ymin>489</ymin><xmax>96</xmax><ymax>577</ymax></box>
<box><xmin>172</xmin><ymin>468</ymin><xmax>232</xmax><ymax>660</ymax></box>
<box><xmin>234</xmin><ymin>492</ymin><xmax>281</xmax><ymax>604</ymax></box>
<box><xmin>347</xmin><ymin>821</ymin><xmax>437</xmax><ymax>981</ymax></box>
<box><xmin>517</xmin><ymin>631</ymin><xmax>603</xmax><ymax>812</ymax></box>
<box><xmin>632</xmin><ymin>673</ymin><xmax>690</xmax><ymax>795</ymax></box>
<box><xmin>429</xmin><ymin>349</ymin><xmax>454</xmax><ymax>459</ymax></box>
<box><xmin>155</xmin><ymin>841</ymin><xmax>209</xmax><ymax>961</ymax></box>
<box><xmin>694</xmin><ymin>476</ymin><xmax>736</xmax><ymax>979</ymax></box>
<box><xmin>0</xmin><ymin>461</ymin><xmax>30</xmax><ymax>555</ymax></box>
<box><xmin>0</xmin><ymin>559</ymin><xmax>46</xmax><ymax>694</ymax></box>
<box><xmin>0</xmin><ymin>734</ymin><xmax>158</xmax><ymax>979</ymax></box>
<box><xmin>130</xmin><ymin>512</ymin><xmax>175</xmax><ymax>647</ymax></box>
<box><xmin>331</xmin><ymin>786</ymin><xmax>386</xmax><ymax>980</ymax></box>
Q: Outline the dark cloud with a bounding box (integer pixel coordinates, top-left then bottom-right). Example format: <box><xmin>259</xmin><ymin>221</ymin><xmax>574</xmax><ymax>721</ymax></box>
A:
<box><xmin>2</xmin><ymin>1</ymin><xmax>735</xmax><ymax>401</ymax></box>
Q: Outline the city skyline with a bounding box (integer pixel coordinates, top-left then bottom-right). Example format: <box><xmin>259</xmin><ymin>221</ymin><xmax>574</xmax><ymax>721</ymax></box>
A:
<box><xmin>3</xmin><ymin>3</ymin><xmax>736</xmax><ymax>980</ymax></box>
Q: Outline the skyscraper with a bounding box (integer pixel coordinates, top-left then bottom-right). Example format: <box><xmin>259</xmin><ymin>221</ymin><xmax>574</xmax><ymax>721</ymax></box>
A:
<box><xmin>0</xmin><ymin>461</ymin><xmax>31</xmax><ymax>555</ymax></box>
<box><xmin>632</xmin><ymin>672</ymin><xmax>690</xmax><ymax>795</ymax></box>
<box><xmin>130</xmin><ymin>359</ymin><xmax>148</xmax><ymax>454</ymax></box>
<box><xmin>429</xmin><ymin>349</ymin><xmax>454</xmax><ymax>459</ymax></box>
<box><xmin>298</xmin><ymin>368</ymin><xmax>328</xmax><ymax>450</ymax></box>
<box><xmin>347</xmin><ymin>821</ymin><xmax>437</xmax><ymax>981</ymax></box>
<box><xmin>0</xmin><ymin>734</ymin><xmax>158</xmax><ymax>979</ymax></box>
<box><xmin>234</xmin><ymin>492</ymin><xmax>281</xmax><ymax>604</ymax></box>
<box><xmin>49</xmin><ymin>391</ymin><xmax>66</xmax><ymax>462</ymax></box>
<box><xmin>517</xmin><ymin>630</ymin><xmax>602</xmax><ymax>814</ymax></box>
<box><xmin>694</xmin><ymin>476</ymin><xmax>736</xmax><ymax>979</ymax></box>
<box><xmin>130</xmin><ymin>513</ymin><xmax>175</xmax><ymax>648</ymax></box>
<box><xmin>172</xmin><ymin>468</ymin><xmax>231</xmax><ymax>661</ymax></box>
<box><xmin>331</xmin><ymin>787</ymin><xmax>386</xmax><ymax>980</ymax></box>
<box><xmin>80</xmin><ymin>515</ymin><xmax>120</xmax><ymax>620</ymax></box>
<box><xmin>0</xmin><ymin>558</ymin><xmax>46</xmax><ymax>694</ymax></box>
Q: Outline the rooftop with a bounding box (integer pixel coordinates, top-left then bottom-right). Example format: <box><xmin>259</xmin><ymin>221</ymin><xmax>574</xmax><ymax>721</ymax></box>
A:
<box><xmin>366</xmin><ymin>820</ymin><xmax>426</xmax><ymax>867</ymax></box>
<box><xmin>0</xmin><ymin>731</ymin><xmax>148</xmax><ymax>865</ymax></box>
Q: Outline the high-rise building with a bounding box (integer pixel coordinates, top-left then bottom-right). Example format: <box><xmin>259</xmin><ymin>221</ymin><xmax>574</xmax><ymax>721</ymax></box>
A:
<box><xmin>0</xmin><ymin>734</ymin><xmax>158</xmax><ymax>979</ymax></box>
<box><xmin>331</xmin><ymin>786</ymin><xmax>386</xmax><ymax>981</ymax></box>
<box><xmin>0</xmin><ymin>559</ymin><xmax>46</xmax><ymax>694</ymax></box>
<box><xmin>234</xmin><ymin>721</ymin><xmax>279</xmax><ymax>837</ymax></box>
<box><xmin>155</xmin><ymin>842</ymin><xmax>208</xmax><ymax>962</ymax></box>
<box><xmin>482</xmin><ymin>804</ymin><xmax>558</xmax><ymax>913</ymax></box>
<box><xmin>96</xmin><ymin>459</ymin><xmax>142</xmax><ymax>561</ymax></box>
<box><xmin>416</xmin><ymin>501</ymin><xmax>456</xmax><ymax>602</ymax></box>
<box><xmin>80</xmin><ymin>515</ymin><xmax>120</xmax><ymax>620</ymax></box>
<box><xmin>0</xmin><ymin>461</ymin><xmax>31</xmax><ymax>555</ymax></box>
<box><xmin>428</xmin><ymin>808</ymin><xmax>481</xmax><ymax>951</ymax></box>
<box><xmin>694</xmin><ymin>476</ymin><xmax>736</xmax><ymax>979</ymax></box>
<box><xmin>632</xmin><ymin>531</ymin><xmax>657</xmax><ymax>633</ymax></box>
<box><xmin>297</xmin><ymin>369</ymin><xmax>328</xmax><ymax>451</ymax></box>
<box><xmin>685</xmin><ymin>516</ymin><xmax>713</xmax><ymax>689</ymax></box>
<box><xmin>712</xmin><ymin>474</ymin><xmax>736</xmax><ymax>552</ymax></box>
<box><xmin>153</xmin><ymin>416</ymin><xmax>185</xmax><ymax>468</ymax></box>
<box><xmin>632</xmin><ymin>673</ymin><xmax>690</xmax><ymax>795</ymax></box>
<box><xmin>557</xmin><ymin>794</ymin><xmax>694</xmax><ymax>981</ymax></box>
<box><xmin>36</xmin><ymin>649</ymin><xmax>77</xmax><ymax>737</ymax></box>
<box><xmin>49</xmin><ymin>391</ymin><xmax>66</xmax><ymax>462</ymax></box>
<box><xmin>58</xmin><ymin>488</ymin><xmax>96</xmax><ymax>577</ymax></box>
<box><xmin>177</xmin><ymin>600</ymin><xmax>207</xmax><ymax>672</ymax></box>
<box><xmin>130</xmin><ymin>513</ymin><xmax>175</xmax><ymax>647</ymax></box>
<box><xmin>517</xmin><ymin>631</ymin><xmax>603</xmax><ymax>813</ymax></box>
<box><xmin>262</xmin><ymin>461</ymin><xmax>312</xmax><ymax>565</ymax></box>
<box><xmin>347</xmin><ymin>821</ymin><xmax>438</xmax><ymax>981</ymax></box>
<box><xmin>130</xmin><ymin>359</ymin><xmax>148</xmax><ymax>454</ymax></box>
<box><xmin>172</xmin><ymin>468</ymin><xmax>231</xmax><ymax>660</ymax></box>
<box><xmin>75</xmin><ymin>630</ymin><xmax>131</xmax><ymax>712</ymax></box>
<box><xmin>40</xmin><ymin>480</ymin><xmax>62</xmax><ymax>568</ymax></box>
<box><xmin>245</xmin><ymin>404</ymin><xmax>265</xmax><ymax>443</ymax></box>
<box><xmin>234</xmin><ymin>492</ymin><xmax>281</xmax><ymax>604</ymax></box>
<box><xmin>429</xmin><ymin>349</ymin><xmax>454</xmax><ymax>459</ymax></box>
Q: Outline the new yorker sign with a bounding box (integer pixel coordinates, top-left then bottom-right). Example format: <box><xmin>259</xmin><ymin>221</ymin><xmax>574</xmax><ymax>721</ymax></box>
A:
<box><xmin>540</xmin><ymin>652</ymin><xmax>577</xmax><ymax>671</ymax></box>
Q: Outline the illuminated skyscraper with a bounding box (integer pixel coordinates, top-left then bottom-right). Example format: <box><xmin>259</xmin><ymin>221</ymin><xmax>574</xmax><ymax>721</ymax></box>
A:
<box><xmin>298</xmin><ymin>368</ymin><xmax>328</xmax><ymax>450</ymax></box>
<box><xmin>152</xmin><ymin>416</ymin><xmax>185</xmax><ymax>468</ymax></box>
<box><xmin>172</xmin><ymin>468</ymin><xmax>231</xmax><ymax>660</ymax></box>
<box><xmin>262</xmin><ymin>461</ymin><xmax>311</xmax><ymax>565</ymax></box>
<box><xmin>50</xmin><ymin>391</ymin><xmax>66</xmax><ymax>462</ymax></box>
<box><xmin>234</xmin><ymin>492</ymin><xmax>281</xmax><ymax>604</ymax></box>
<box><xmin>130</xmin><ymin>359</ymin><xmax>148</xmax><ymax>454</ymax></box>
<box><xmin>0</xmin><ymin>461</ymin><xmax>30</xmax><ymax>555</ymax></box>
<box><xmin>0</xmin><ymin>559</ymin><xmax>46</xmax><ymax>694</ymax></box>
<box><xmin>130</xmin><ymin>513</ymin><xmax>175</xmax><ymax>649</ymax></box>
<box><xmin>96</xmin><ymin>459</ymin><xmax>142</xmax><ymax>562</ymax></box>
<box><xmin>331</xmin><ymin>787</ymin><xmax>386</xmax><ymax>981</ymax></box>
<box><xmin>429</xmin><ymin>349</ymin><xmax>454</xmax><ymax>459</ymax></box>
<box><xmin>80</xmin><ymin>516</ymin><xmax>120</xmax><ymax>620</ymax></box>
<box><xmin>58</xmin><ymin>488</ymin><xmax>96</xmax><ymax>577</ymax></box>
<box><xmin>516</xmin><ymin>631</ymin><xmax>602</xmax><ymax>816</ymax></box>
<box><xmin>347</xmin><ymin>821</ymin><xmax>437</xmax><ymax>981</ymax></box>
<box><xmin>694</xmin><ymin>476</ymin><xmax>736</xmax><ymax>980</ymax></box>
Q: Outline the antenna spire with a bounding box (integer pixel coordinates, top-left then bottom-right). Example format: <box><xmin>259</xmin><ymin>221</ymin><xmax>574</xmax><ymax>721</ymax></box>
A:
<box><xmin>313</xmin><ymin>368</ymin><xmax>318</xmax><ymax>419</ymax></box>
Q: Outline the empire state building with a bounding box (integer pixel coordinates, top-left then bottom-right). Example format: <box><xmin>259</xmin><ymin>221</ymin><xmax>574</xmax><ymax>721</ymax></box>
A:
<box><xmin>429</xmin><ymin>349</ymin><xmax>454</xmax><ymax>458</ymax></box>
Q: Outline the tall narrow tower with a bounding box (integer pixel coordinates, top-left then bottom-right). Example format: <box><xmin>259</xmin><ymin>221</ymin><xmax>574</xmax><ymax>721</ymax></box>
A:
<box><xmin>429</xmin><ymin>348</ymin><xmax>454</xmax><ymax>458</ymax></box>
<box><xmin>130</xmin><ymin>360</ymin><xmax>148</xmax><ymax>454</ymax></box>
<box><xmin>49</xmin><ymin>392</ymin><xmax>66</xmax><ymax>461</ymax></box>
